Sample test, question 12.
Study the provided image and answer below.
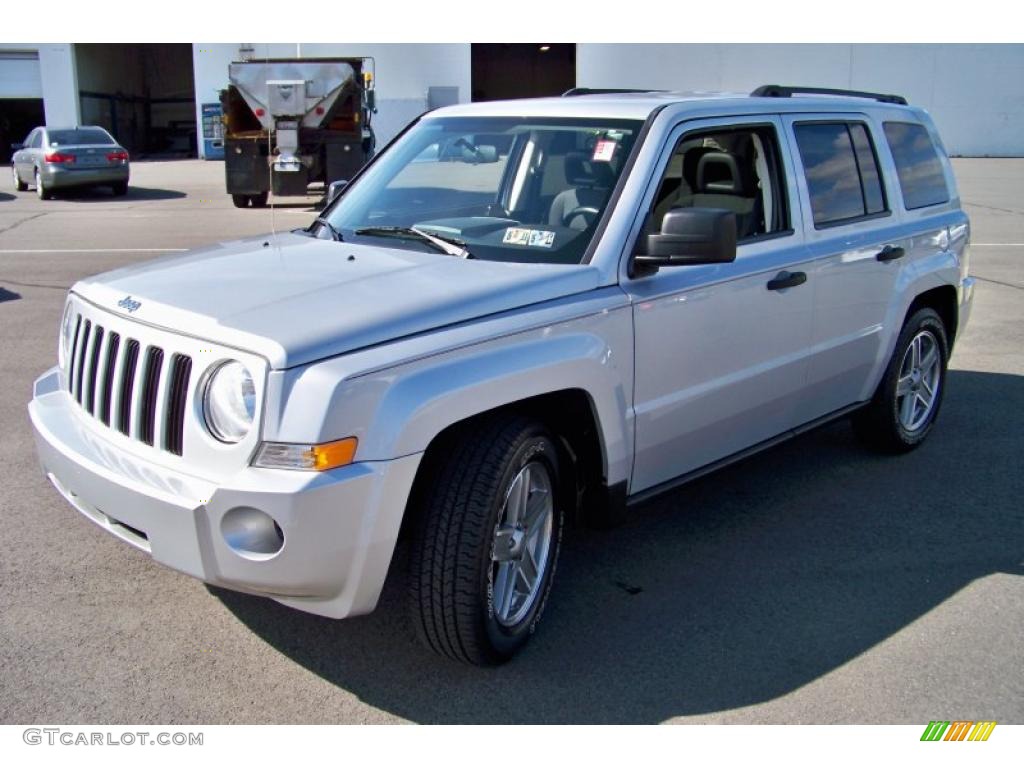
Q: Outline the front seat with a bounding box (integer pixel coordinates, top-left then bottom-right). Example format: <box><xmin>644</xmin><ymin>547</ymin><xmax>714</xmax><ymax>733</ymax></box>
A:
<box><xmin>548</xmin><ymin>152</ymin><xmax>614</xmax><ymax>230</ymax></box>
<box><xmin>688</xmin><ymin>151</ymin><xmax>761</xmax><ymax>238</ymax></box>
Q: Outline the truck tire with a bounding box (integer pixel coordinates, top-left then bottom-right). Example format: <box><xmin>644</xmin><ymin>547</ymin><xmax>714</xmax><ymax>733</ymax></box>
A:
<box><xmin>852</xmin><ymin>307</ymin><xmax>949</xmax><ymax>452</ymax></box>
<box><xmin>231</xmin><ymin>194</ymin><xmax>249</xmax><ymax>208</ymax></box>
<box><xmin>409</xmin><ymin>416</ymin><xmax>564</xmax><ymax>665</ymax></box>
<box><xmin>249</xmin><ymin>192</ymin><xmax>268</xmax><ymax>208</ymax></box>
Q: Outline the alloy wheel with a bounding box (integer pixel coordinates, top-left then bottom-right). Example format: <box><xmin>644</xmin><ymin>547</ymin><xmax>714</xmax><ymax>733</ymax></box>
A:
<box><xmin>490</xmin><ymin>461</ymin><xmax>555</xmax><ymax>627</ymax></box>
<box><xmin>896</xmin><ymin>329</ymin><xmax>942</xmax><ymax>431</ymax></box>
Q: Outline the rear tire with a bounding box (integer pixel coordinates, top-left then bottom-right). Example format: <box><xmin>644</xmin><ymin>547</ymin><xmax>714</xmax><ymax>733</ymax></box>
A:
<box><xmin>231</xmin><ymin>194</ymin><xmax>250</xmax><ymax>208</ymax></box>
<box><xmin>852</xmin><ymin>307</ymin><xmax>949</xmax><ymax>452</ymax></box>
<box><xmin>409</xmin><ymin>416</ymin><xmax>564</xmax><ymax>666</ymax></box>
<box><xmin>35</xmin><ymin>168</ymin><xmax>53</xmax><ymax>200</ymax></box>
<box><xmin>12</xmin><ymin>165</ymin><xmax>27</xmax><ymax>192</ymax></box>
<box><xmin>249</xmin><ymin>192</ymin><xmax>269</xmax><ymax>208</ymax></box>
<box><xmin>111</xmin><ymin>181</ymin><xmax>128</xmax><ymax>196</ymax></box>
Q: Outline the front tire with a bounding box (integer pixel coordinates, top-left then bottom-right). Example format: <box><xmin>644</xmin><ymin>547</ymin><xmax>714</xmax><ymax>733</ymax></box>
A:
<box><xmin>231</xmin><ymin>194</ymin><xmax>250</xmax><ymax>208</ymax></box>
<box><xmin>853</xmin><ymin>307</ymin><xmax>949</xmax><ymax>452</ymax></box>
<box><xmin>409</xmin><ymin>416</ymin><xmax>564</xmax><ymax>666</ymax></box>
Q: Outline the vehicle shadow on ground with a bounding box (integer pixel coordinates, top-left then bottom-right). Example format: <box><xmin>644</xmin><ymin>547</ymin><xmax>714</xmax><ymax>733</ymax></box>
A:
<box><xmin>0</xmin><ymin>287</ymin><xmax>21</xmax><ymax>303</ymax></box>
<box><xmin>0</xmin><ymin>192</ymin><xmax>14</xmax><ymax>203</ymax></box>
<box><xmin>51</xmin><ymin>186</ymin><xmax>186</xmax><ymax>202</ymax></box>
<box><xmin>214</xmin><ymin>369</ymin><xmax>1024</xmax><ymax>723</ymax></box>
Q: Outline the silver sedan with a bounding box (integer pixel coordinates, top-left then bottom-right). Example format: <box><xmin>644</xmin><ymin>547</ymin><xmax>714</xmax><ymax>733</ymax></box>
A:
<box><xmin>11</xmin><ymin>125</ymin><xmax>130</xmax><ymax>200</ymax></box>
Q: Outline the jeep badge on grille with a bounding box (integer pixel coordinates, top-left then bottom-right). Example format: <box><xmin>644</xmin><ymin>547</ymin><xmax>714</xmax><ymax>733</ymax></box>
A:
<box><xmin>117</xmin><ymin>296</ymin><xmax>141</xmax><ymax>313</ymax></box>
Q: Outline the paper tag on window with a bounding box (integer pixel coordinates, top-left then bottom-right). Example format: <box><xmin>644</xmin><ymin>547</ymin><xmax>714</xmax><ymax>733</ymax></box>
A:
<box><xmin>503</xmin><ymin>227</ymin><xmax>555</xmax><ymax>248</ymax></box>
<box><xmin>592</xmin><ymin>139</ymin><xmax>617</xmax><ymax>162</ymax></box>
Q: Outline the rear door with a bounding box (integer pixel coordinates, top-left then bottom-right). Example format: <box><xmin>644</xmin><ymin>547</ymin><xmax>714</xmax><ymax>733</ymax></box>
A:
<box><xmin>783</xmin><ymin>113</ymin><xmax>907</xmax><ymax>423</ymax></box>
<box><xmin>626</xmin><ymin>115</ymin><xmax>815</xmax><ymax>494</ymax></box>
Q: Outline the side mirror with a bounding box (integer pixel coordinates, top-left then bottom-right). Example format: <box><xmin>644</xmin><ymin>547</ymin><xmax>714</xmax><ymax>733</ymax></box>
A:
<box><xmin>632</xmin><ymin>208</ymin><xmax>737</xmax><ymax>276</ymax></box>
<box><xmin>327</xmin><ymin>179</ymin><xmax>348</xmax><ymax>204</ymax></box>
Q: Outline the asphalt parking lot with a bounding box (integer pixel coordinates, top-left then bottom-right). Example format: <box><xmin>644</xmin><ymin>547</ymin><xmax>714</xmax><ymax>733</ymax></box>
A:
<box><xmin>1</xmin><ymin>159</ymin><xmax>1021</xmax><ymax>724</ymax></box>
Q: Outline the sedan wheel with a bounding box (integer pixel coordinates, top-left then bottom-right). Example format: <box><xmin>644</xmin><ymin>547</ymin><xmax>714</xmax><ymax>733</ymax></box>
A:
<box><xmin>12</xmin><ymin>165</ymin><xmax>27</xmax><ymax>192</ymax></box>
<box><xmin>35</xmin><ymin>169</ymin><xmax>52</xmax><ymax>200</ymax></box>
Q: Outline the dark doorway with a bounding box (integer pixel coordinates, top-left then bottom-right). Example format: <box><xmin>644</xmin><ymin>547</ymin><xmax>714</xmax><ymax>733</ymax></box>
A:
<box><xmin>471</xmin><ymin>44</ymin><xmax>575</xmax><ymax>102</ymax></box>
<box><xmin>74</xmin><ymin>44</ymin><xmax>197</xmax><ymax>158</ymax></box>
<box><xmin>0</xmin><ymin>98</ymin><xmax>44</xmax><ymax>163</ymax></box>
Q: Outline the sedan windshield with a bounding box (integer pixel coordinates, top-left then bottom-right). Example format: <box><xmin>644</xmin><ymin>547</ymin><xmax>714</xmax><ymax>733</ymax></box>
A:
<box><xmin>48</xmin><ymin>128</ymin><xmax>116</xmax><ymax>146</ymax></box>
<box><xmin>323</xmin><ymin>116</ymin><xmax>643</xmax><ymax>264</ymax></box>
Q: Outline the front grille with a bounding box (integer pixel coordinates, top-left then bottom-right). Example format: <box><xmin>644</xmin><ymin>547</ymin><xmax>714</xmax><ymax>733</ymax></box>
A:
<box><xmin>164</xmin><ymin>354</ymin><xmax>192</xmax><ymax>456</ymax></box>
<box><xmin>66</xmin><ymin>310</ymin><xmax>191</xmax><ymax>457</ymax></box>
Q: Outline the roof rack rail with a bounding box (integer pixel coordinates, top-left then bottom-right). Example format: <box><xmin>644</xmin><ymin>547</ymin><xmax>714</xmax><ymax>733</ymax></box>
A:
<box><xmin>751</xmin><ymin>84</ymin><xmax>908</xmax><ymax>106</ymax></box>
<box><xmin>561</xmin><ymin>88</ymin><xmax>659</xmax><ymax>97</ymax></box>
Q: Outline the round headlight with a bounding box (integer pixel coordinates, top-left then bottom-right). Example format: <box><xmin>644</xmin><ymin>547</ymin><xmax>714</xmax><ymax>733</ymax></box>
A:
<box><xmin>59</xmin><ymin>302</ymin><xmax>74</xmax><ymax>368</ymax></box>
<box><xmin>203</xmin><ymin>361</ymin><xmax>256</xmax><ymax>443</ymax></box>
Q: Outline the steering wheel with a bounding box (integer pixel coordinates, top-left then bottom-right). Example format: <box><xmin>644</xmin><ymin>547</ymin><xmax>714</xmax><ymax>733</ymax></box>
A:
<box><xmin>561</xmin><ymin>206</ymin><xmax>601</xmax><ymax>228</ymax></box>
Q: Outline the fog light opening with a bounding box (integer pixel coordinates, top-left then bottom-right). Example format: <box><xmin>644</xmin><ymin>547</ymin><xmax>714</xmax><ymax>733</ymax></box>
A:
<box><xmin>220</xmin><ymin>507</ymin><xmax>285</xmax><ymax>560</ymax></box>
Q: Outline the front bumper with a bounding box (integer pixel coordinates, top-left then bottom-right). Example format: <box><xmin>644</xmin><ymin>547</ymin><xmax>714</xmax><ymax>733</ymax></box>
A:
<box><xmin>29</xmin><ymin>367</ymin><xmax>421</xmax><ymax>619</ymax></box>
<box><xmin>41</xmin><ymin>164</ymin><xmax>129</xmax><ymax>189</ymax></box>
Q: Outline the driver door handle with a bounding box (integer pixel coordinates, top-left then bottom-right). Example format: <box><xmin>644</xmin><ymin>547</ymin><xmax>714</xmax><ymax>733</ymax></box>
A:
<box><xmin>766</xmin><ymin>270</ymin><xmax>807</xmax><ymax>291</ymax></box>
<box><xmin>876</xmin><ymin>245</ymin><xmax>906</xmax><ymax>262</ymax></box>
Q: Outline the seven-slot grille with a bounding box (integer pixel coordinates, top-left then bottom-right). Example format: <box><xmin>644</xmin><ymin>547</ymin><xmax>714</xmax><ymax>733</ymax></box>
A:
<box><xmin>65</xmin><ymin>309</ymin><xmax>192</xmax><ymax>456</ymax></box>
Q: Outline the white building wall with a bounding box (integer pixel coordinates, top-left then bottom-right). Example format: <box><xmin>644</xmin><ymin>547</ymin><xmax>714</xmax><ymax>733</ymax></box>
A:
<box><xmin>577</xmin><ymin>43</ymin><xmax>1024</xmax><ymax>156</ymax></box>
<box><xmin>7</xmin><ymin>43</ymin><xmax>1022</xmax><ymax>157</ymax></box>
<box><xmin>0</xmin><ymin>43</ymin><xmax>79</xmax><ymax>125</ymax></box>
<box><xmin>192</xmin><ymin>43</ymin><xmax>472</xmax><ymax>156</ymax></box>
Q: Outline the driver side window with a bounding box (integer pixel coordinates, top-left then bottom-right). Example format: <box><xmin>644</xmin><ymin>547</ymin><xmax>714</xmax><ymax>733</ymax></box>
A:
<box><xmin>649</xmin><ymin>124</ymin><xmax>790</xmax><ymax>242</ymax></box>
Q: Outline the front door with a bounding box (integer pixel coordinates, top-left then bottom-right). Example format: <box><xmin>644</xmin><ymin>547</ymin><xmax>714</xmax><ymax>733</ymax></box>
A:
<box><xmin>627</xmin><ymin>116</ymin><xmax>815</xmax><ymax>494</ymax></box>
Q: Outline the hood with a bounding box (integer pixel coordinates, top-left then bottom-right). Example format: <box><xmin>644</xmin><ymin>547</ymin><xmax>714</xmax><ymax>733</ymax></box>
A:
<box><xmin>73</xmin><ymin>232</ymin><xmax>604</xmax><ymax>369</ymax></box>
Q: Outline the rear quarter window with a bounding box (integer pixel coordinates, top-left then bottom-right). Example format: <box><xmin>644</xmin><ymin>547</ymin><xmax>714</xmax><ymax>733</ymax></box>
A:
<box><xmin>883</xmin><ymin>122</ymin><xmax>950</xmax><ymax>210</ymax></box>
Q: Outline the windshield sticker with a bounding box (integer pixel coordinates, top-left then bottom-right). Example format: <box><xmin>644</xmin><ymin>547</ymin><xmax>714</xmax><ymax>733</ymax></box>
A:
<box><xmin>592</xmin><ymin>139</ymin><xmax>617</xmax><ymax>162</ymax></box>
<box><xmin>503</xmin><ymin>227</ymin><xmax>555</xmax><ymax>248</ymax></box>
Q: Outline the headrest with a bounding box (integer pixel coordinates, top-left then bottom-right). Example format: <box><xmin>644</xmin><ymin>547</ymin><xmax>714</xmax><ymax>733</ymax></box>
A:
<box><xmin>697</xmin><ymin>152</ymin><xmax>750</xmax><ymax>195</ymax></box>
<box><xmin>565</xmin><ymin>152</ymin><xmax>615</xmax><ymax>188</ymax></box>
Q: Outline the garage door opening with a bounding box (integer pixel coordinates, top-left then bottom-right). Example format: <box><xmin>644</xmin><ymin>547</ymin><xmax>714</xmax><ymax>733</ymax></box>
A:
<box><xmin>74</xmin><ymin>44</ymin><xmax>197</xmax><ymax>158</ymax></box>
<box><xmin>0</xmin><ymin>50</ymin><xmax>44</xmax><ymax>163</ymax></box>
<box><xmin>471</xmin><ymin>44</ymin><xmax>575</xmax><ymax>102</ymax></box>
<box><xmin>1</xmin><ymin>98</ymin><xmax>44</xmax><ymax>164</ymax></box>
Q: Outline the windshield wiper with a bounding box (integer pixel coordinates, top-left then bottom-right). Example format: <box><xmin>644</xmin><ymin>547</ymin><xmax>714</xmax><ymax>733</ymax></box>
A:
<box><xmin>354</xmin><ymin>226</ymin><xmax>472</xmax><ymax>258</ymax></box>
<box><xmin>312</xmin><ymin>217</ymin><xmax>344</xmax><ymax>242</ymax></box>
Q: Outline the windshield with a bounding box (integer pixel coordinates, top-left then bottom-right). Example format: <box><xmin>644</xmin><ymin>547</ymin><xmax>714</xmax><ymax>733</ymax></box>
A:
<box><xmin>323</xmin><ymin>116</ymin><xmax>643</xmax><ymax>264</ymax></box>
<box><xmin>48</xmin><ymin>128</ymin><xmax>116</xmax><ymax>146</ymax></box>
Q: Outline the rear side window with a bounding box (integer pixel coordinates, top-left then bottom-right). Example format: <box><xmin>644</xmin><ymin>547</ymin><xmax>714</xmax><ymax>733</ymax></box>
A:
<box><xmin>883</xmin><ymin>122</ymin><xmax>950</xmax><ymax>210</ymax></box>
<box><xmin>794</xmin><ymin>122</ymin><xmax>888</xmax><ymax>227</ymax></box>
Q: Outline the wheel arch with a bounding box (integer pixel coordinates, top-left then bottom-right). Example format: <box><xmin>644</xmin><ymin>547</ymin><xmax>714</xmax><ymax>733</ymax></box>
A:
<box><xmin>905</xmin><ymin>284</ymin><xmax>958</xmax><ymax>349</ymax></box>
<box><xmin>401</xmin><ymin>388</ymin><xmax>621</xmax><ymax>537</ymax></box>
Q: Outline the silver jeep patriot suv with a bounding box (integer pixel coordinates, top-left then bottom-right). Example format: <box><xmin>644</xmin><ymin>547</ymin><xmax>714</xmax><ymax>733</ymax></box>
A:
<box><xmin>29</xmin><ymin>85</ymin><xmax>975</xmax><ymax>665</ymax></box>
